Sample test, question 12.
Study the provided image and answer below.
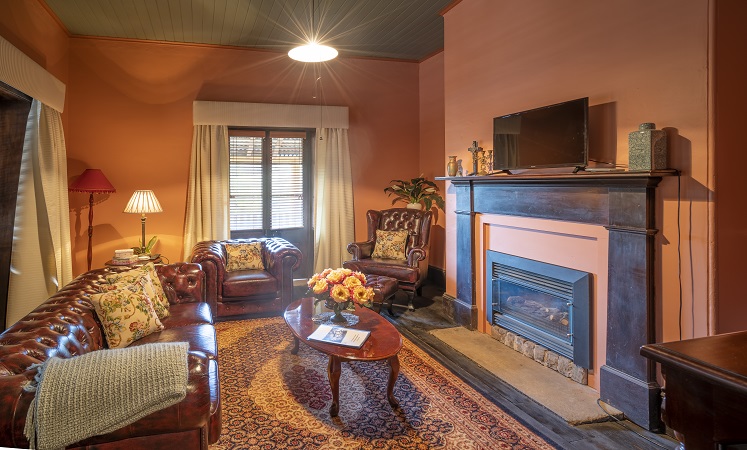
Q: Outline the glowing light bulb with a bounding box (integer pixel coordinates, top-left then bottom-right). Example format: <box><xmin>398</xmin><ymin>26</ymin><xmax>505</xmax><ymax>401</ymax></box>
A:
<box><xmin>288</xmin><ymin>42</ymin><xmax>338</xmax><ymax>62</ymax></box>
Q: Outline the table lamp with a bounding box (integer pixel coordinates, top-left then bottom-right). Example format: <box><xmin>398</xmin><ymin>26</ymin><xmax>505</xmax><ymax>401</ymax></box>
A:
<box><xmin>68</xmin><ymin>169</ymin><xmax>116</xmax><ymax>271</ymax></box>
<box><xmin>123</xmin><ymin>190</ymin><xmax>162</xmax><ymax>255</ymax></box>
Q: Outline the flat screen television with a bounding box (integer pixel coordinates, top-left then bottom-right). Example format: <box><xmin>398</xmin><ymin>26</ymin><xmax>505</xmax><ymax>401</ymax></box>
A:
<box><xmin>493</xmin><ymin>97</ymin><xmax>588</xmax><ymax>171</ymax></box>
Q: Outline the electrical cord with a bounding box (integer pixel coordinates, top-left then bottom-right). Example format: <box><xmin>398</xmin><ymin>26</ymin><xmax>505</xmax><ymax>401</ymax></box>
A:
<box><xmin>677</xmin><ymin>173</ymin><xmax>682</xmax><ymax>341</ymax></box>
<box><xmin>596</xmin><ymin>399</ymin><xmax>671</xmax><ymax>449</ymax></box>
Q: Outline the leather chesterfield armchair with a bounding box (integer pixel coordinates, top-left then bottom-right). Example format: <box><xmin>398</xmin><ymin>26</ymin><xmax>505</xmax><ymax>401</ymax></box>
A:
<box><xmin>190</xmin><ymin>238</ymin><xmax>302</xmax><ymax>318</ymax></box>
<box><xmin>343</xmin><ymin>208</ymin><xmax>433</xmax><ymax>310</ymax></box>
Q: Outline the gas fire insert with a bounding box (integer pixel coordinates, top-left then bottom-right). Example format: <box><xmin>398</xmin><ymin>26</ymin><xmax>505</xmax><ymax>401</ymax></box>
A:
<box><xmin>486</xmin><ymin>251</ymin><xmax>592</xmax><ymax>369</ymax></box>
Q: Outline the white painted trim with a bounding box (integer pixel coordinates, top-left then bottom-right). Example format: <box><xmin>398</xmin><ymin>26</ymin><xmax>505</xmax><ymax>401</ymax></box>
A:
<box><xmin>0</xmin><ymin>36</ymin><xmax>66</xmax><ymax>112</ymax></box>
<box><xmin>193</xmin><ymin>101</ymin><xmax>348</xmax><ymax>129</ymax></box>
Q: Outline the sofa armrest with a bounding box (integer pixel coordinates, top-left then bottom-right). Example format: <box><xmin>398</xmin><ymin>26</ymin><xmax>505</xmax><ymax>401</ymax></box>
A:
<box><xmin>189</xmin><ymin>241</ymin><xmax>226</xmax><ymax>315</ymax></box>
<box><xmin>0</xmin><ymin>351</ymin><xmax>213</xmax><ymax>448</ymax></box>
<box><xmin>347</xmin><ymin>240</ymin><xmax>375</xmax><ymax>260</ymax></box>
<box><xmin>262</xmin><ymin>238</ymin><xmax>302</xmax><ymax>309</ymax></box>
<box><xmin>407</xmin><ymin>246</ymin><xmax>427</xmax><ymax>267</ymax></box>
<box><xmin>157</xmin><ymin>263</ymin><xmax>205</xmax><ymax>305</ymax></box>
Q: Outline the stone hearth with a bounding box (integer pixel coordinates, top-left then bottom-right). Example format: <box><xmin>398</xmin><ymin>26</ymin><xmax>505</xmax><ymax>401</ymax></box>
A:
<box><xmin>490</xmin><ymin>324</ymin><xmax>588</xmax><ymax>385</ymax></box>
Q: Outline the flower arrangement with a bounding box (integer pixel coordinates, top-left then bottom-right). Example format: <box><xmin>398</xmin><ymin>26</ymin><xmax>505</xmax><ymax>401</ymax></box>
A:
<box><xmin>384</xmin><ymin>175</ymin><xmax>445</xmax><ymax>211</ymax></box>
<box><xmin>307</xmin><ymin>268</ymin><xmax>375</xmax><ymax>320</ymax></box>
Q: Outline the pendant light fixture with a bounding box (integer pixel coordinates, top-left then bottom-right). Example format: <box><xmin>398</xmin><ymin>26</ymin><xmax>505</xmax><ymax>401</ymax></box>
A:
<box><xmin>289</xmin><ymin>0</ymin><xmax>338</xmax><ymax>62</ymax></box>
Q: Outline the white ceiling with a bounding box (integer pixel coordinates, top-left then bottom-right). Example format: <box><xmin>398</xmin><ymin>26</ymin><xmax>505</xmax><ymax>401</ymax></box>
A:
<box><xmin>43</xmin><ymin>0</ymin><xmax>453</xmax><ymax>61</ymax></box>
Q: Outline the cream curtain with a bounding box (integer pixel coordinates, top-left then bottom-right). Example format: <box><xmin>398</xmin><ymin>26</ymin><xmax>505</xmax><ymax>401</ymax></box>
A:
<box><xmin>182</xmin><ymin>125</ymin><xmax>230</xmax><ymax>258</ymax></box>
<box><xmin>7</xmin><ymin>100</ymin><xmax>72</xmax><ymax>327</ymax></box>
<box><xmin>38</xmin><ymin>104</ymin><xmax>73</xmax><ymax>287</ymax></box>
<box><xmin>313</xmin><ymin>128</ymin><xmax>354</xmax><ymax>272</ymax></box>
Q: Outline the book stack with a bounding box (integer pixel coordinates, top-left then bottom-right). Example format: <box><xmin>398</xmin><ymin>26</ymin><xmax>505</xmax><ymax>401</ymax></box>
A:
<box><xmin>110</xmin><ymin>249</ymin><xmax>137</xmax><ymax>266</ymax></box>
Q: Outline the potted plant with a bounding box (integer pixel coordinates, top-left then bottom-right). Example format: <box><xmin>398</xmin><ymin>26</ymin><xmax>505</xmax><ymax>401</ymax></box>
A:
<box><xmin>384</xmin><ymin>175</ymin><xmax>445</xmax><ymax>211</ymax></box>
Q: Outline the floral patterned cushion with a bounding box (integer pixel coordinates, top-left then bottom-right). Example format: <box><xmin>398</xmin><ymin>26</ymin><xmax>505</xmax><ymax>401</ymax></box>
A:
<box><xmin>101</xmin><ymin>263</ymin><xmax>170</xmax><ymax>320</ymax></box>
<box><xmin>90</xmin><ymin>284</ymin><xmax>164</xmax><ymax>349</ymax></box>
<box><xmin>225</xmin><ymin>242</ymin><xmax>265</xmax><ymax>271</ymax></box>
<box><xmin>371</xmin><ymin>229</ymin><xmax>409</xmax><ymax>260</ymax></box>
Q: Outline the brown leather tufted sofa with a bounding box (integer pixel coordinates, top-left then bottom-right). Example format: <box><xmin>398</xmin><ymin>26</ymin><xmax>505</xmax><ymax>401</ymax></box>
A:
<box><xmin>0</xmin><ymin>263</ymin><xmax>221</xmax><ymax>450</ymax></box>
<box><xmin>343</xmin><ymin>208</ymin><xmax>433</xmax><ymax>310</ymax></box>
<box><xmin>190</xmin><ymin>238</ymin><xmax>302</xmax><ymax>318</ymax></box>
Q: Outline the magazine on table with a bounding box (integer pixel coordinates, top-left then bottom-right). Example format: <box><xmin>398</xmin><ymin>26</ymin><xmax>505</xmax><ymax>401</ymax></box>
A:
<box><xmin>307</xmin><ymin>324</ymin><xmax>370</xmax><ymax>348</ymax></box>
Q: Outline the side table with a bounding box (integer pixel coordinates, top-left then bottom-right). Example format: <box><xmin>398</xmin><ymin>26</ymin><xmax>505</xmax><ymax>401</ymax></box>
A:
<box><xmin>105</xmin><ymin>257</ymin><xmax>162</xmax><ymax>268</ymax></box>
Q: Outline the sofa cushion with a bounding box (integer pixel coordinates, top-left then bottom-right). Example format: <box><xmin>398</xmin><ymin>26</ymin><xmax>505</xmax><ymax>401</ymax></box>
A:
<box><xmin>90</xmin><ymin>286</ymin><xmax>164</xmax><ymax>349</ymax></box>
<box><xmin>132</xmin><ymin>324</ymin><xmax>217</xmax><ymax>360</ymax></box>
<box><xmin>371</xmin><ymin>229</ymin><xmax>408</xmax><ymax>260</ymax></box>
<box><xmin>222</xmin><ymin>270</ymin><xmax>278</xmax><ymax>298</ymax></box>
<box><xmin>103</xmin><ymin>264</ymin><xmax>170</xmax><ymax>320</ymax></box>
<box><xmin>165</xmin><ymin>302</ymin><xmax>213</xmax><ymax>328</ymax></box>
<box><xmin>225</xmin><ymin>242</ymin><xmax>264</xmax><ymax>271</ymax></box>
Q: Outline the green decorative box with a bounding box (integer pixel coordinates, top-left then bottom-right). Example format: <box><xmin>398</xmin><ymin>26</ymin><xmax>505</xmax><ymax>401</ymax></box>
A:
<box><xmin>628</xmin><ymin>123</ymin><xmax>667</xmax><ymax>171</ymax></box>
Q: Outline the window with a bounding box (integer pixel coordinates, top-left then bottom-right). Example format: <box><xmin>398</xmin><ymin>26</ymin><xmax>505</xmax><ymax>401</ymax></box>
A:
<box><xmin>228</xmin><ymin>128</ymin><xmax>313</xmax><ymax>276</ymax></box>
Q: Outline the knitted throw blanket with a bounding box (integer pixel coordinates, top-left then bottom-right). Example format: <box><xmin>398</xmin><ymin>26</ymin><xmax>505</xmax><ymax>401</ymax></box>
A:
<box><xmin>24</xmin><ymin>342</ymin><xmax>189</xmax><ymax>450</ymax></box>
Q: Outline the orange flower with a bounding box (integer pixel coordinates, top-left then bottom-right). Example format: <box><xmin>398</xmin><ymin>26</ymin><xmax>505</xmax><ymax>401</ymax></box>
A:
<box><xmin>326</xmin><ymin>269</ymin><xmax>346</xmax><ymax>284</ymax></box>
<box><xmin>343</xmin><ymin>275</ymin><xmax>362</xmax><ymax>289</ymax></box>
<box><xmin>353</xmin><ymin>285</ymin><xmax>374</xmax><ymax>303</ymax></box>
<box><xmin>307</xmin><ymin>274</ymin><xmax>320</xmax><ymax>289</ymax></box>
<box><xmin>312</xmin><ymin>279</ymin><xmax>329</xmax><ymax>295</ymax></box>
<box><xmin>330</xmin><ymin>284</ymin><xmax>350</xmax><ymax>303</ymax></box>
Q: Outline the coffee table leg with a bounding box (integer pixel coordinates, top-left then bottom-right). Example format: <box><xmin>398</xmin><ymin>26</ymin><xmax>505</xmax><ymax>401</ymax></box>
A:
<box><xmin>327</xmin><ymin>355</ymin><xmax>341</xmax><ymax>417</ymax></box>
<box><xmin>387</xmin><ymin>355</ymin><xmax>400</xmax><ymax>408</ymax></box>
<box><xmin>291</xmin><ymin>336</ymin><xmax>299</xmax><ymax>355</ymax></box>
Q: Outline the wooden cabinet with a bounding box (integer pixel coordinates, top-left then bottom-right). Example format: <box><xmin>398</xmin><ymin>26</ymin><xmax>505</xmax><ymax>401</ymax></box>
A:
<box><xmin>641</xmin><ymin>331</ymin><xmax>747</xmax><ymax>450</ymax></box>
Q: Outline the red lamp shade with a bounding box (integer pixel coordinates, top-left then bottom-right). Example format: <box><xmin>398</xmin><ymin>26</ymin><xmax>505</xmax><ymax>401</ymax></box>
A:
<box><xmin>68</xmin><ymin>169</ymin><xmax>116</xmax><ymax>193</ymax></box>
<box><xmin>68</xmin><ymin>169</ymin><xmax>115</xmax><ymax>271</ymax></box>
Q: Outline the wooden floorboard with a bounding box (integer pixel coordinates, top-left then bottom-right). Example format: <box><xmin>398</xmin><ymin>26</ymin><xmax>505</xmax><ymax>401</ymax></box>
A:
<box><xmin>384</xmin><ymin>286</ymin><xmax>678</xmax><ymax>450</ymax></box>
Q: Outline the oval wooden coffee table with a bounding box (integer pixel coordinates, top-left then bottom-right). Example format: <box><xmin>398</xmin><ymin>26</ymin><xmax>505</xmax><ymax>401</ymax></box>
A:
<box><xmin>284</xmin><ymin>297</ymin><xmax>403</xmax><ymax>417</ymax></box>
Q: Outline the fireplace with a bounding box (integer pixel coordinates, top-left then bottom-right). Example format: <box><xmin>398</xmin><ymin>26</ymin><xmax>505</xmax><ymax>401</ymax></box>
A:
<box><xmin>441</xmin><ymin>171</ymin><xmax>677</xmax><ymax>430</ymax></box>
<box><xmin>486</xmin><ymin>251</ymin><xmax>591</xmax><ymax>369</ymax></box>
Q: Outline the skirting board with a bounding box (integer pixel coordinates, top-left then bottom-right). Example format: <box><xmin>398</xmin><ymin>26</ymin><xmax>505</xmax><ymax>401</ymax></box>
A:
<box><xmin>599</xmin><ymin>364</ymin><xmax>662</xmax><ymax>431</ymax></box>
<box><xmin>441</xmin><ymin>293</ymin><xmax>477</xmax><ymax>330</ymax></box>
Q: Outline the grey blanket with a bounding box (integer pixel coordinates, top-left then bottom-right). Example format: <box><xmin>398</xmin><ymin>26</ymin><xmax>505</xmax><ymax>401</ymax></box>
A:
<box><xmin>24</xmin><ymin>342</ymin><xmax>189</xmax><ymax>450</ymax></box>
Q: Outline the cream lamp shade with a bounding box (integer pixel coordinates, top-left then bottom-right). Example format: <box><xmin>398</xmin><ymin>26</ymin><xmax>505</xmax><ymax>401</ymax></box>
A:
<box><xmin>124</xmin><ymin>190</ymin><xmax>162</xmax><ymax>254</ymax></box>
<box><xmin>124</xmin><ymin>190</ymin><xmax>162</xmax><ymax>214</ymax></box>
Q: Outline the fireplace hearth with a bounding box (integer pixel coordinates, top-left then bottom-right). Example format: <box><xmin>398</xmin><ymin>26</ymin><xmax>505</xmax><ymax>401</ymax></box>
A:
<box><xmin>487</xmin><ymin>251</ymin><xmax>591</xmax><ymax>369</ymax></box>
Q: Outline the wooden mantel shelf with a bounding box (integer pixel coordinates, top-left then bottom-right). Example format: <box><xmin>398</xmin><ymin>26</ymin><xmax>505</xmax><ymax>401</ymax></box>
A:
<box><xmin>442</xmin><ymin>168</ymin><xmax>677</xmax><ymax>431</ymax></box>
<box><xmin>436</xmin><ymin>169</ymin><xmax>678</xmax><ymax>184</ymax></box>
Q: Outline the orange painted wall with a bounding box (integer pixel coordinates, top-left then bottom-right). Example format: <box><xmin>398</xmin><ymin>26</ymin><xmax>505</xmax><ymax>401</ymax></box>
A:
<box><xmin>62</xmin><ymin>38</ymin><xmax>420</xmax><ymax>274</ymax></box>
<box><xmin>0</xmin><ymin>1</ymin><xmax>68</xmax><ymax>84</ymax></box>
<box><xmin>714</xmin><ymin>0</ymin><xmax>747</xmax><ymax>333</ymax></box>
<box><xmin>442</xmin><ymin>0</ymin><xmax>712</xmax><ymax>345</ymax></box>
<box><xmin>419</xmin><ymin>52</ymin><xmax>446</xmax><ymax>270</ymax></box>
<box><xmin>0</xmin><ymin>1</ymin><xmax>68</xmax><ymax>117</ymax></box>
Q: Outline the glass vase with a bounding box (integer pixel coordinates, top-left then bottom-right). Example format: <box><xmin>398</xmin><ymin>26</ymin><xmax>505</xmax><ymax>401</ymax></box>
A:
<box><xmin>331</xmin><ymin>303</ymin><xmax>347</xmax><ymax>323</ymax></box>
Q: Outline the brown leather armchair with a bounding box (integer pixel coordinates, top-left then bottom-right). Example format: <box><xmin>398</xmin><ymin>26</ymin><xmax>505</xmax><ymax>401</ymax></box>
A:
<box><xmin>343</xmin><ymin>208</ymin><xmax>432</xmax><ymax>310</ymax></box>
<box><xmin>190</xmin><ymin>238</ymin><xmax>302</xmax><ymax>318</ymax></box>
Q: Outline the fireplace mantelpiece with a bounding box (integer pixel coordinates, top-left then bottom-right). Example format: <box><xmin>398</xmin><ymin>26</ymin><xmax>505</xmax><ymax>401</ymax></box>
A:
<box><xmin>437</xmin><ymin>170</ymin><xmax>677</xmax><ymax>431</ymax></box>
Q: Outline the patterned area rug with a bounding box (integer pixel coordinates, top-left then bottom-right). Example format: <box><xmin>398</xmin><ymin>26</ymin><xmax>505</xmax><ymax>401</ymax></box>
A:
<box><xmin>211</xmin><ymin>317</ymin><xmax>556</xmax><ymax>449</ymax></box>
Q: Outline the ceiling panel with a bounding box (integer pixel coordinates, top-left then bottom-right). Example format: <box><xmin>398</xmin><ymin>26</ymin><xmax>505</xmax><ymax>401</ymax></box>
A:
<box><xmin>43</xmin><ymin>0</ymin><xmax>452</xmax><ymax>61</ymax></box>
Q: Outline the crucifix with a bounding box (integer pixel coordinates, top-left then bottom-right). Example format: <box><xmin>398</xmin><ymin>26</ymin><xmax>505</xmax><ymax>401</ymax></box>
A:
<box><xmin>467</xmin><ymin>141</ymin><xmax>483</xmax><ymax>175</ymax></box>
